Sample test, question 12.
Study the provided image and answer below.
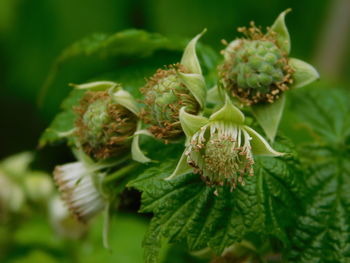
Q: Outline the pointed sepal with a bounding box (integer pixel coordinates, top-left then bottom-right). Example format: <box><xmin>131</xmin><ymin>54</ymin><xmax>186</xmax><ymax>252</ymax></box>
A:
<box><xmin>71</xmin><ymin>81</ymin><xmax>118</xmax><ymax>91</ymax></box>
<box><xmin>244</xmin><ymin>126</ymin><xmax>284</xmax><ymax>156</ymax></box>
<box><xmin>178</xmin><ymin>71</ymin><xmax>206</xmax><ymax>108</ymax></box>
<box><xmin>179</xmin><ymin>107</ymin><xmax>209</xmax><ymax>138</ymax></box>
<box><xmin>289</xmin><ymin>58</ymin><xmax>320</xmax><ymax>88</ymax></box>
<box><xmin>209</xmin><ymin>95</ymin><xmax>245</xmax><ymax>124</ymax></box>
<box><xmin>165</xmin><ymin>151</ymin><xmax>192</xmax><ymax>180</ymax></box>
<box><xmin>113</xmin><ymin>89</ymin><xmax>140</xmax><ymax>115</ymax></box>
<box><xmin>131</xmin><ymin>121</ymin><xmax>152</xmax><ymax>163</ymax></box>
<box><xmin>207</xmin><ymin>85</ymin><xmax>225</xmax><ymax>105</ymax></box>
<box><xmin>270</xmin><ymin>9</ymin><xmax>292</xmax><ymax>54</ymax></box>
<box><xmin>251</xmin><ymin>94</ymin><xmax>286</xmax><ymax>142</ymax></box>
<box><xmin>180</xmin><ymin>29</ymin><xmax>207</xmax><ymax>75</ymax></box>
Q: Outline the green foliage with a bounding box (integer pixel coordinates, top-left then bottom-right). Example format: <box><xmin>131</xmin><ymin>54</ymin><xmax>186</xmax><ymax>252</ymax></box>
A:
<box><xmin>130</xmin><ymin>137</ymin><xmax>303</xmax><ymax>262</ymax></box>
<box><xmin>286</xmin><ymin>87</ymin><xmax>350</xmax><ymax>262</ymax></box>
<box><xmin>39</xmin><ymin>89</ymin><xmax>84</xmax><ymax>147</ymax></box>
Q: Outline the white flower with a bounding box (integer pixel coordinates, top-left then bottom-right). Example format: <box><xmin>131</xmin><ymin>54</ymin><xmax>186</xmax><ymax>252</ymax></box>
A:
<box><xmin>54</xmin><ymin>162</ymin><xmax>106</xmax><ymax>222</ymax></box>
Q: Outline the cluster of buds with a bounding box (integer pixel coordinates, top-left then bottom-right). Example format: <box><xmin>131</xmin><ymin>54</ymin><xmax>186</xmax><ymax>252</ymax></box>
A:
<box><xmin>140</xmin><ymin>30</ymin><xmax>207</xmax><ymax>142</ymax></box>
<box><xmin>52</xmin><ymin>9</ymin><xmax>320</xmax><ymax>220</ymax></box>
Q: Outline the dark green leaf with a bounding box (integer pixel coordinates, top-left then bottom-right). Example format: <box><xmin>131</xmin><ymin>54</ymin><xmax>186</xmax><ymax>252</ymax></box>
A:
<box><xmin>39</xmin><ymin>89</ymin><xmax>84</xmax><ymax>147</ymax></box>
<box><xmin>130</xmin><ymin>138</ymin><xmax>302</xmax><ymax>262</ymax></box>
<box><xmin>287</xmin><ymin>87</ymin><xmax>350</xmax><ymax>262</ymax></box>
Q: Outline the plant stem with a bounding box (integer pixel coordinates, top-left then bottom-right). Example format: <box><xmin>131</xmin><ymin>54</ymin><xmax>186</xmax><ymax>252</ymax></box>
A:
<box><xmin>103</xmin><ymin>162</ymin><xmax>140</xmax><ymax>184</ymax></box>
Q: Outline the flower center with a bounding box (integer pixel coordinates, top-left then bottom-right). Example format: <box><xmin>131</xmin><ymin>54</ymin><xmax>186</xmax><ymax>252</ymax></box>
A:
<box><xmin>186</xmin><ymin>122</ymin><xmax>254</xmax><ymax>190</ymax></box>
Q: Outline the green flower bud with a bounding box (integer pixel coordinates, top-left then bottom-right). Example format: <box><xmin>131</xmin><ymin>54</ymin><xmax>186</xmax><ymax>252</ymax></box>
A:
<box><xmin>75</xmin><ymin>86</ymin><xmax>137</xmax><ymax>160</ymax></box>
<box><xmin>140</xmin><ymin>30</ymin><xmax>207</xmax><ymax>142</ymax></box>
<box><xmin>141</xmin><ymin>64</ymin><xmax>200</xmax><ymax>141</ymax></box>
<box><xmin>219</xmin><ymin>23</ymin><xmax>294</xmax><ymax>105</ymax></box>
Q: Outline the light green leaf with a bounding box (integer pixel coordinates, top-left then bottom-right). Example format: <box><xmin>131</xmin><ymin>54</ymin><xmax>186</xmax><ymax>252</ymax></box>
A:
<box><xmin>270</xmin><ymin>9</ymin><xmax>291</xmax><ymax>54</ymax></box>
<box><xmin>251</xmin><ymin>94</ymin><xmax>286</xmax><ymax>142</ymax></box>
<box><xmin>179</xmin><ymin>107</ymin><xmax>209</xmax><ymax>138</ymax></box>
<box><xmin>244</xmin><ymin>126</ymin><xmax>283</xmax><ymax>156</ymax></box>
<box><xmin>178</xmin><ymin>72</ymin><xmax>206</xmax><ymax>109</ymax></box>
<box><xmin>209</xmin><ymin>95</ymin><xmax>245</xmax><ymax>124</ymax></box>
<box><xmin>180</xmin><ymin>29</ymin><xmax>207</xmax><ymax>75</ymax></box>
<box><xmin>289</xmin><ymin>58</ymin><xmax>320</xmax><ymax>89</ymax></box>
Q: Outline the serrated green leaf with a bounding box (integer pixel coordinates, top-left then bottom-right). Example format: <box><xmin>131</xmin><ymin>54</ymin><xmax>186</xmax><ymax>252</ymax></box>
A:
<box><xmin>130</xmin><ymin>138</ymin><xmax>302</xmax><ymax>262</ymax></box>
<box><xmin>286</xmin><ymin>87</ymin><xmax>350</xmax><ymax>262</ymax></box>
<box><xmin>286</xmin><ymin>87</ymin><xmax>350</xmax><ymax>145</ymax></box>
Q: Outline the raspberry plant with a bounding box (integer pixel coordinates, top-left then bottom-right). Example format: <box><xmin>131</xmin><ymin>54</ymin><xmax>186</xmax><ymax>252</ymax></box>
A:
<box><xmin>38</xmin><ymin>9</ymin><xmax>350</xmax><ymax>263</ymax></box>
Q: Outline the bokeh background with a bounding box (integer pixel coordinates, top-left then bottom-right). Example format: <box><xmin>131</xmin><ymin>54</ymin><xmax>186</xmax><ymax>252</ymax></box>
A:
<box><xmin>2</xmin><ymin>0</ymin><xmax>350</xmax><ymax>160</ymax></box>
<box><xmin>0</xmin><ymin>0</ymin><xmax>350</xmax><ymax>262</ymax></box>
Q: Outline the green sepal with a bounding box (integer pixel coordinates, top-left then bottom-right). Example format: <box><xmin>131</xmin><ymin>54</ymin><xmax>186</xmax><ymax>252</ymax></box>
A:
<box><xmin>131</xmin><ymin>121</ymin><xmax>152</xmax><ymax>163</ymax></box>
<box><xmin>207</xmin><ymin>85</ymin><xmax>225</xmax><ymax>105</ymax></box>
<box><xmin>251</xmin><ymin>94</ymin><xmax>286</xmax><ymax>142</ymax></box>
<box><xmin>180</xmin><ymin>29</ymin><xmax>207</xmax><ymax>75</ymax></box>
<box><xmin>270</xmin><ymin>9</ymin><xmax>291</xmax><ymax>54</ymax></box>
<box><xmin>179</xmin><ymin>107</ymin><xmax>209</xmax><ymax>138</ymax></box>
<box><xmin>165</xmin><ymin>151</ymin><xmax>192</xmax><ymax>180</ymax></box>
<box><xmin>289</xmin><ymin>58</ymin><xmax>320</xmax><ymax>89</ymax></box>
<box><xmin>244</xmin><ymin>126</ymin><xmax>283</xmax><ymax>156</ymax></box>
<box><xmin>113</xmin><ymin>89</ymin><xmax>140</xmax><ymax>115</ymax></box>
<box><xmin>71</xmin><ymin>81</ymin><xmax>118</xmax><ymax>91</ymax></box>
<box><xmin>178</xmin><ymin>71</ymin><xmax>206</xmax><ymax>109</ymax></box>
<box><xmin>209</xmin><ymin>95</ymin><xmax>245</xmax><ymax>124</ymax></box>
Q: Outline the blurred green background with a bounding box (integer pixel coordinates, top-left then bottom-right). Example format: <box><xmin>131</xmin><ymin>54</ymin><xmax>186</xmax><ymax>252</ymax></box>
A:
<box><xmin>2</xmin><ymin>0</ymin><xmax>350</xmax><ymax>160</ymax></box>
<box><xmin>0</xmin><ymin>0</ymin><xmax>350</xmax><ymax>262</ymax></box>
